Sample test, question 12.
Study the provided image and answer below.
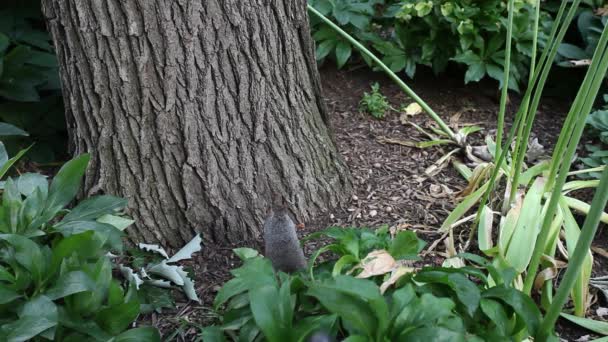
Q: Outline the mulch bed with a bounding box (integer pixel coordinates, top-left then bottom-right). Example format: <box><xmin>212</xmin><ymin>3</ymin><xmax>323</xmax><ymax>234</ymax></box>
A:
<box><xmin>143</xmin><ymin>65</ymin><xmax>608</xmax><ymax>341</ymax></box>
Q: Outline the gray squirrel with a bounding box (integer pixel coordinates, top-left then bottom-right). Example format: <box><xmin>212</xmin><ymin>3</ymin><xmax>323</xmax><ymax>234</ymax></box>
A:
<box><xmin>263</xmin><ymin>206</ymin><xmax>307</xmax><ymax>273</ymax></box>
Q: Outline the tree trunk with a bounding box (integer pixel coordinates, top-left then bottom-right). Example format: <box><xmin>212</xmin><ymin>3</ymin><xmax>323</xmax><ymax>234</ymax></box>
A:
<box><xmin>42</xmin><ymin>0</ymin><xmax>352</xmax><ymax>247</ymax></box>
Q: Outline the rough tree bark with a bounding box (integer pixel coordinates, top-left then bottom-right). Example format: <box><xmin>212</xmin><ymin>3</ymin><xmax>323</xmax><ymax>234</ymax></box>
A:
<box><xmin>42</xmin><ymin>0</ymin><xmax>352</xmax><ymax>247</ymax></box>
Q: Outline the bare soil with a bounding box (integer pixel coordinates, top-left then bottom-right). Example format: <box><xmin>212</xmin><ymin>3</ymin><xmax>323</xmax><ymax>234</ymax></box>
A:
<box><xmin>144</xmin><ymin>65</ymin><xmax>608</xmax><ymax>341</ymax></box>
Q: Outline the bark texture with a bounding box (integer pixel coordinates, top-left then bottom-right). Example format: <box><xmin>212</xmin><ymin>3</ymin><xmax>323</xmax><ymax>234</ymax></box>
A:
<box><xmin>42</xmin><ymin>0</ymin><xmax>352</xmax><ymax>247</ymax></box>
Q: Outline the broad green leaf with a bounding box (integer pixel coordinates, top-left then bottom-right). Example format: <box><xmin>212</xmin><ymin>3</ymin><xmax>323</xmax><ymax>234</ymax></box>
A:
<box><xmin>114</xmin><ymin>327</ymin><xmax>161</xmax><ymax>342</ymax></box>
<box><xmin>57</xmin><ymin>307</ymin><xmax>112</xmax><ymax>341</ymax></box>
<box><xmin>560</xmin><ymin>313</ymin><xmax>608</xmax><ymax>335</ymax></box>
<box><xmin>45</xmin><ymin>270</ymin><xmax>96</xmax><ymax>300</ymax></box>
<box><xmin>5</xmin><ymin>295</ymin><xmax>57</xmax><ymax>342</ymax></box>
<box><xmin>335</xmin><ymin>41</ymin><xmax>352</xmax><ymax>68</ymax></box>
<box><xmin>315</xmin><ymin>40</ymin><xmax>336</xmax><ymax>60</ymax></box>
<box><xmin>562</xmin><ymin>195</ymin><xmax>608</xmax><ymax>224</ymax></box>
<box><xmin>307</xmin><ymin>282</ymin><xmax>378</xmax><ymax>338</ymax></box>
<box><xmin>0</xmin><ymin>234</ymin><xmax>44</xmax><ymax>283</ymax></box>
<box><xmin>557</xmin><ymin>43</ymin><xmax>589</xmax><ymax>59</ymax></box>
<box><xmin>480</xmin><ymin>298</ymin><xmax>509</xmax><ymax>336</ymax></box>
<box><xmin>96</xmin><ymin>214</ymin><xmax>134</xmax><ymax>231</ymax></box>
<box><xmin>389</xmin><ymin>230</ymin><xmax>426</xmax><ymax>259</ymax></box>
<box><xmin>0</xmin><ymin>144</ymin><xmax>32</xmax><ymax>179</ymax></box>
<box><xmin>0</xmin><ymin>122</ymin><xmax>28</xmax><ymax>136</ymax></box>
<box><xmin>200</xmin><ymin>326</ymin><xmax>227</xmax><ymax>342</ymax></box>
<box><xmin>482</xmin><ymin>285</ymin><xmax>541</xmax><ymax>335</ymax></box>
<box><xmin>214</xmin><ymin>277</ymin><xmax>248</xmax><ymax>310</ymax></box>
<box><xmin>53</xmin><ymin>220</ymin><xmax>124</xmax><ymax>252</ymax></box>
<box><xmin>16</xmin><ymin>173</ymin><xmax>47</xmax><ymax>197</ymax></box>
<box><xmin>249</xmin><ymin>285</ymin><xmax>287</xmax><ymax>342</ymax></box>
<box><xmin>62</xmin><ymin>195</ymin><xmax>127</xmax><ymax>223</ymax></box>
<box><xmin>44</xmin><ymin>154</ymin><xmax>90</xmax><ymax>216</ymax></box>
<box><xmin>95</xmin><ymin>300</ymin><xmax>140</xmax><ymax>336</ymax></box>
<box><xmin>0</xmin><ymin>286</ymin><xmax>21</xmax><ymax>304</ymax></box>
<box><xmin>233</xmin><ymin>247</ymin><xmax>259</xmax><ymax>261</ymax></box>
<box><xmin>504</xmin><ymin>177</ymin><xmax>545</xmax><ymax>272</ymax></box>
<box><xmin>414</xmin><ymin>271</ymin><xmax>481</xmax><ymax>317</ymax></box>
<box><xmin>464</xmin><ymin>63</ymin><xmax>486</xmax><ymax>83</ymax></box>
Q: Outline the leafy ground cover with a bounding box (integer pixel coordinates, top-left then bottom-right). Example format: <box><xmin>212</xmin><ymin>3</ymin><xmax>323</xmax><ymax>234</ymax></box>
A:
<box><xmin>142</xmin><ymin>65</ymin><xmax>607</xmax><ymax>341</ymax></box>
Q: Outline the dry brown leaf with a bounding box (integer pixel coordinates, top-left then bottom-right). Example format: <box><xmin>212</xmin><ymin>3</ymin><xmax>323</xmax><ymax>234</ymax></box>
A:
<box><xmin>380</xmin><ymin>266</ymin><xmax>415</xmax><ymax>294</ymax></box>
<box><xmin>592</xmin><ymin>246</ymin><xmax>608</xmax><ymax>259</ymax></box>
<box><xmin>534</xmin><ymin>267</ymin><xmax>558</xmax><ymax>291</ymax></box>
<box><xmin>355</xmin><ymin>250</ymin><xmax>396</xmax><ymax>278</ymax></box>
<box><xmin>377</xmin><ymin>136</ymin><xmax>417</xmax><ymax>147</ymax></box>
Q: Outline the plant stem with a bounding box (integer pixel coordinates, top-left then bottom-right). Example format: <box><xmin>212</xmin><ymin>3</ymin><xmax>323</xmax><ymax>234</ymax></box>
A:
<box><xmin>522</xmin><ymin>24</ymin><xmax>608</xmax><ymax>295</ymax></box>
<box><xmin>537</xmin><ymin>166</ymin><xmax>608</xmax><ymax>341</ymax></box>
<box><xmin>495</xmin><ymin>0</ymin><xmax>515</xmax><ymax>160</ymax></box>
<box><xmin>508</xmin><ymin>0</ymin><xmax>582</xmax><ymax>207</ymax></box>
<box><xmin>307</xmin><ymin>5</ymin><xmax>456</xmax><ymax>140</ymax></box>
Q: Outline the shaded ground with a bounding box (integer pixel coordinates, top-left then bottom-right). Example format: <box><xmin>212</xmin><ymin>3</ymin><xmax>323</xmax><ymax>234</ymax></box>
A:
<box><xmin>145</xmin><ymin>66</ymin><xmax>608</xmax><ymax>341</ymax></box>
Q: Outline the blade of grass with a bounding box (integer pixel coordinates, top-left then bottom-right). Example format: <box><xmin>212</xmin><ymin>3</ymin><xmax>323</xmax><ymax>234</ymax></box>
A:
<box><xmin>523</xmin><ymin>23</ymin><xmax>608</xmax><ymax>296</ymax></box>
<box><xmin>495</xmin><ymin>0</ymin><xmax>515</xmax><ymax>159</ymax></box>
<box><xmin>536</xmin><ymin>147</ymin><xmax>608</xmax><ymax>341</ymax></box>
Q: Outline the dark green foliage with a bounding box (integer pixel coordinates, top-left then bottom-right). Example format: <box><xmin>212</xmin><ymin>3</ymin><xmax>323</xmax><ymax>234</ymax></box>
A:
<box><xmin>309</xmin><ymin>0</ymin><xmax>553</xmax><ymax>91</ymax></box>
<box><xmin>203</xmin><ymin>227</ymin><xmax>544</xmax><ymax>341</ymax></box>
<box><xmin>580</xmin><ymin>96</ymin><xmax>608</xmax><ymax>178</ymax></box>
<box><xmin>0</xmin><ymin>0</ymin><xmax>66</xmax><ymax>162</ymax></box>
<box><xmin>0</xmin><ymin>144</ymin><xmax>160</xmax><ymax>341</ymax></box>
<box><xmin>359</xmin><ymin>83</ymin><xmax>391</xmax><ymax>118</ymax></box>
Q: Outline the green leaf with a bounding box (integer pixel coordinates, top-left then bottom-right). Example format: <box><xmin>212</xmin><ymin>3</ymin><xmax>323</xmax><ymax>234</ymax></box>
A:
<box><xmin>96</xmin><ymin>214</ymin><xmax>134</xmax><ymax>231</ymax></box>
<box><xmin>44</xmin><ymin>154</ymin><xmax>91</xmax><ymax>216</ymax></box>
<box><xmin>480</xmin><ymin>298</ymin><xmax>509</xmax><ymax>336</ymax></box>
<box><xmin>53</xmin><ymin>220</ymin><xmax>124</xmax><ymax>252</ymax></box>
<box><xmin>233</xmin><ymin>247</ymin><xmax>259</xmax><ymax>261</ymax></box>
<box><xmin>95</xmin><ymin>300</ymin><xmax>140</xmax><ymax>336</ymax></box>
<box><xmin>0</xmin><ymin>234</ymin><xmax>44</xmax><ymax>283</ymax></box>
<box><xmin>0</xmin><ymin>122</ymin><xmax>28</xmax><ymax>136</ymax></box>
<box><xmin>16</xmin><ymin>173</ymin><xmax>47</xmax><ymax>197</ymax></box>
<box><xmin>560</xmin><ymin>313</ymin><xmax>608</xmax><ymax>335</ymax></box>
<box><xmin>440</xmin><ymin>182</ymin><xmax>489</xmax><ymax>231</ymax></box>
<box><xmin>114</xmin><ymin>327</ymin><xmax>161</xmax><ymax>342</ymax></box>
<box><xmin>0</xmin><ymin>286</ymin><xmax>21</xmax><ymax>304</ymax></box>
<box><xmin>249</xmin><ymin>285</ymin><xmax>287</xmax><ymax>342</ymax></box>
<box><xmin>558</xmin><ymin>43</ymin><xmax>589</xmax><ymax>59</ymax></box>
<box><xmin>46</xmin><ymin>270</ymin><xmax>96</xmax><ymax>300</ymax></box>
<box><xmin>335</xmin><ymin>41</ymin><xmax>352</xmax><ymax>68</ymax></box>
<box><xmin>389</xmin><ymin>230</ymin><xmax>426</xmax><ymax>259</ymax></box>
<box><xmin>464</xmin><ymin>63</ymin><xmax>486</xmax><ymax>84</ymax></box>
<box><xmin>4</xmin><ymin>295</ymin><xmax>58</xmax><ymax>342</ymax></box>
<box><xmin>315</xmin><ymin>40</ymin><xmax>336</xmax><ymax>60</ymax></box>
<box><xmin>482</xmin><ymin>285</ymin><xmax>541</xmax><ymax>335</ymax></box>
<box><xmin>414</xmin><ymin>270</ymin><xmax>481</xmax><ymax>317</ymax></box>
<box><xmin>200</xmin><ymin>326</ymin><xmax>227</xmax><ymax>342</ymax></box>
<box><xmin>62</xmin><ymin>195</ymin><xmax>127</xmax><ymax>223</ymax></box>
<box><xmin>0</xmin><ymin>33</ymin><xmax>9</xmax><ymax>53</ymax></box>
<box><xmin>0</xmin><ymin>144</ymin><xmax>32</xmax><ymax>179</ymax></box>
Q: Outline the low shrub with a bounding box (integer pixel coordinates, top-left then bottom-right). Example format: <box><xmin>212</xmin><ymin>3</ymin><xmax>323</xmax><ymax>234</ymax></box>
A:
<box><xmin>309</xmin><ymin>0</ymin><xmax>553</xmax><ymax>91</ymax></box>
<box><xmin>0</xmin><ymin>143</ymin><xmax>160</xmax><ymax>341</ymax></box>
<box><xmin>201</xmin><ymin>227</ymin><xmax>544</xmax><ymax>341</ymax></box>
<box><xmin>0</xmin><ymin>1</ymin><xmax>67</xmax><ymax>162</ymax></box>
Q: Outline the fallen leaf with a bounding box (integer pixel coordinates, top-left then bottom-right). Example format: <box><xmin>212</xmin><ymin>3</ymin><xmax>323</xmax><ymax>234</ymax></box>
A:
<box><xmin>534</xmin><ymin>267</ymin><xmax>558</xmax><ymax>291</ymax></box>
<box><xmin>592</xmin><ymin>246</ymin><xmax>608</xmax><ymax>259</ymax></box>
<box><xmin>355</xmin><ymin>250</ymin><xmax>396</xmax><ymax>278</ymax></box>
<box><xmin>404</xmin><ymin>102</ymin><xmax>422</xmax><ymax>116</ymax></box>
<box><xmin>380</xmin><ymin>266</ymin><xmax>415</xmax><ymax>294</ymax></box>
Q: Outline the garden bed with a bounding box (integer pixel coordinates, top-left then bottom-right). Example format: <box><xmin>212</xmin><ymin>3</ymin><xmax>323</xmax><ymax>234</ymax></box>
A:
<box><xmin>147</xmin><ymin>65</ymin><xmax>607</xmax><ymax>341</ymax></box>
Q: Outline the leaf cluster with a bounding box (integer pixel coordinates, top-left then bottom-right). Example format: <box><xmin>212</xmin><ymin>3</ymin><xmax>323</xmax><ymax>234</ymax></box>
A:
<box><xmin>0</xmin><ymin>144</ymin><xmax>160</xmax><ymax>341</ymax></box>
<box><xmin>202</xmin><ymin>227</ymin><xmax>544</xmax><ymax>341</ymax></box>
